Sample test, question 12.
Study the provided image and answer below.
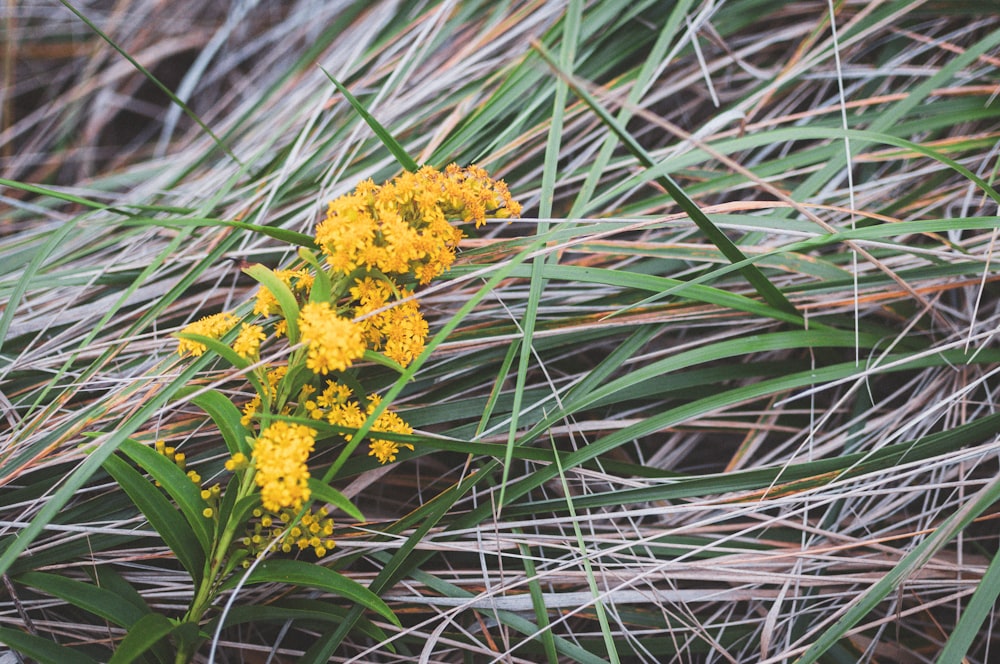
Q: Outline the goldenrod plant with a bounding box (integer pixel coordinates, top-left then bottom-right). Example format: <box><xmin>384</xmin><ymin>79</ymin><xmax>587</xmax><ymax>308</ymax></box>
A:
<box><xmin>3</xmin><ymin>2</ymin><xmax>1000</xmax><ymax>663</ymax></box>
<box><xmin>123</xmin><ymin>165</ymin><xmax>518</xmax><ymax>660</ymax></box>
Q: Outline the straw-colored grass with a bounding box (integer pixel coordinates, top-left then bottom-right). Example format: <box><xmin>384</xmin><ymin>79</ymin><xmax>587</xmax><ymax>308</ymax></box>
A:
<box><xmin>2</xmin><ymin>1</ymin><xmax>999</xmax><ymax>662</ymax></box>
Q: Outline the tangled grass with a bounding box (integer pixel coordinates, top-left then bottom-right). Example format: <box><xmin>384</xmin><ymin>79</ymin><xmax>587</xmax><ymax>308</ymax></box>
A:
<box><xmin>2</xmin><ymin>1</ymin><xmax>1000</xmax><ymax>662</ymax></box>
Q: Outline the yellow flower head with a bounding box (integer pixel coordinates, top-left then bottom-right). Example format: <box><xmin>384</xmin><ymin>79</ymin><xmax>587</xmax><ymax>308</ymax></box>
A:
<box><xmin>366</xmin><ymin>395</ymin><xmax>414</xmax><ymax>464</ymax></box>
<box><xmin>252</xmin><ymin>421</ymin><xmax>317</xmax><ymax>512</ymax></box>
<box><xmin>297</xmin><ymin>302</ymin><xmax>366</xmax><ymax>374</ymax></box>
<box><xmin>225</xmin><ymin>452</ymin><xmax>249</xmax><ymax>472</ymax></box>
<box><xmin>351</xmin><ymin>278</ymin><xmax>427</xmax><ymax>367</ymax></box>
<box><xmin>233</xmin><ymin>323</ymin><xmax>266</xmax><ymax>359</ymax></box>
<box><xmin>176</xmin><ymin>312</ymin><xmax>239</xmax><ymax>356</ymax></box>
<box><xmin>314</xmin><ymin>164</ymin><xmax>520</xmax><ymax>285</ymax></box>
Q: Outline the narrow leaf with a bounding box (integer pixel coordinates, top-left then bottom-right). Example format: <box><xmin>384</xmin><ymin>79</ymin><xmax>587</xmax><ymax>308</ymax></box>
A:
<box><xmin>306</xmin><ymin>479</ymin><xmax>365</xmax><ymax>522</ymax></box>
<box><xmin>318</xmin><ymin>67</ymin><xmax>419</xmax><ymax>172</ymax></box>
<box><xmin>118</xmin><ymin>438</ymin><xmax>213</xmax><ymax>554</ymax></box>
<box><xmin>102</xmin><ymin>455</ymin><xmax>206</xmax><ymax>583</ymax></box>
<box><xmin>106</xmin><ymin>613</ymin><xmax>178</xmax><ymax>664</ymax></box>
<box><xmin>245</xmin><ymin>264</ymin><xmax>301</xmax><ymax>342</ymax></box>
<box><xmin>225</xmin><ymin>558</ymin><xmax>398</xmax><ymax>626</ymax></box>
<box><xmin>0</xmin><ymin>627</ymin><xmax>100</xmax><ymax>664</ymax></box>
<box><xmin>14</xmin><ymin>571</ymin><xmax>146</xmax><ymax>629</ymax></box>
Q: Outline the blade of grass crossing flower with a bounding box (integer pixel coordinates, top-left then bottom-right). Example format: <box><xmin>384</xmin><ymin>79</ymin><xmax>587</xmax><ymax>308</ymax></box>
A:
<box><xmin>58</xmin><ymin>1</ymin><xmax>239</xmax><ymax>165</ymax></box>
<box><xmin>318</xmin><ymin>66</ymin><xmax>419</xmax><ymax>173</ymax></box>
<box><xmin>532</xmin><ymin>39</ymin><xmax>799</xmax><ymax>318</ymax></box>
<box><xmin>550</xmin><ymin>434</ymin><xmax>621</xmax><ymax>664</ymax></box>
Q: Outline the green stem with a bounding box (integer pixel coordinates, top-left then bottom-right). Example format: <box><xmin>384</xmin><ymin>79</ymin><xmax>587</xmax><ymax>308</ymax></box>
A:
<box><xmin>175</xmin><ymin>467</ymin><xmax>258</xmax><ymax>663</ymax></box>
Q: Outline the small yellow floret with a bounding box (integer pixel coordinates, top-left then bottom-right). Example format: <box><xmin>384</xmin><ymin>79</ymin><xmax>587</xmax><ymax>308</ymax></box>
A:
<box><xmin>225</xmin><ymin>452</ymin><xmax>249</xmax><ymax>472</ymax></box>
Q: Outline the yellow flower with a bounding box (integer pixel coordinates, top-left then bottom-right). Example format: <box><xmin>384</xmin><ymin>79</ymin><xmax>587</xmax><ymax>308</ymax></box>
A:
<box><xmin>252</xmin><ymin>421</ymin><xmax>316</xmax><ymax>512</ymax></box>
<box><xmin>241</xmin><ymin>394</ymin><xmax>261</xmax><ymax>427</ymax></box>
<box><xmin>365</xmin><ymin>394</ymin><xmax>414</xmax><ymax>464</ymax></box>
<box><xmin>351</xmin><ymin>278</ymin><xmax>427</xmax><ymax>367</ymax></box>
<box><xmin>314</xmin><ymin>164</ymin><xmax>520</xmax><ymax>284</ymax></box>
<box><xmin>297</xmin><ymin>302</ymin><xmax>366</xmax><ymax>374</ymax></box>
<box><xmin>225</xmin><ymin>452</ymin><xmax>249</xmax><ymax>472</ymax></box>
<box><xmin>233</xmin><ymin>323</ymin><xmax>266</xmax><ymax>359</ymax></box>
<box><xmin>176</xmin><ymin>312</ymin><xmax>239</xmax><ymax>356</ymax></box>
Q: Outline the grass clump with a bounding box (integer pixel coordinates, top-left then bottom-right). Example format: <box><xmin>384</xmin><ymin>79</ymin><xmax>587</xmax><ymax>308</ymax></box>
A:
<box><xmin>2</xmin><ymin>1</ymin><xmax>999</xmax><ymax>662</ymax></box>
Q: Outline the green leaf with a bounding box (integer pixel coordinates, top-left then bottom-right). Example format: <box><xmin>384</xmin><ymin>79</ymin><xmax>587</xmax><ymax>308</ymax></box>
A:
<box><xmin>361</xmin><ymin>349</ymin><xmax>407</xmax><ymax>375</ymax></box>
<box><xmin>117</xmin><ymin>438</ymin><xmax>213</xmax><ymax>555</ymax></box>
<box><xmin>88</xmin><ymin>565</ymin><xmax>152</xmax><ymax>617</ymax></box>
<box><xmin>174</xmin><ymin>333</ymin><xmax>249</xmax><ymax>372</ymax></box>
<box><xmin>107</xmin><ymin>613</ymin><xmax>178</xmax><ymax>664</ymax></box>
<box><xmin>0</xmin><ymin>627</ymin><xmax>100</xmax><ymax>664</ymax></box>
<box><xmin>306</xmin><ymin>479</ymin><xmax>365</xmax><ymax>521</ymax></box>
<box><xmin>14</xmin><ymin>571</ymin><xmax>147</xmax><ymax>629</ymax></box>
<box><xmin>102</xmin><ymin>454</ymin><xmax>206</xmax><ymax>583</ymax></box>
<box><xmin>245</xmin><ymin>264</ymin><xmax>301</xmax><ymax>342</ymax></box>
<box><xmin>224</xmin><ymin>558</ymin><xmax>398</xmax><ymax>626</ymax></box>
<box><xmin>179</xmin><ymin>386</ymin><xmax>252</xmax><ymax>457</ymax></box>
<box><xmin>210</xmin><ymin>598</ymin><xmax>392</xmax><ymax>647</ymax></box>
<box><xmin>318</xmin><ymin>67</ymin><xmax>419</xmax><ymax>173</ymax></box>
<box><xmin>299</xmin><ymin>248</ymin><xmax>331</xmax><ymax>303</ymax></box>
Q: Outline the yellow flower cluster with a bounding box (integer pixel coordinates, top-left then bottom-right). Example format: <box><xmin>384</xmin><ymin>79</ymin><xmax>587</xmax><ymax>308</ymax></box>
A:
<box><xmin>153</xmin><ymin>439</ymin><xmax>202</xmax><ymax>484</ymax></box>
<box><xmin>252</xmin><ymin>421</ymin><xmax>316</xmax><ymax>512</ymax></box>
<box><xmin>315</xmin><ymin>164</ymin><xmax>520</xmax><ymax>285</ymax></box>
<box><xmin>351</xmin><ymin>277</ymin><xmax>428</xmax><ymax>366</ymax></box>
<box><xmin>240</xmin><ymin>366</ymin><xmax>288</xmax><ymax>428</ymax></box>
<box><xmin>297</xmin><ymin>302</ymin><xmax>366</xmax><ymax>374</ymax></box>
<box><xmin>242</xmin><ymin>506</ymin><xmax>336</xmax><ymax>561</ymax></box>
<box><xmin>170</xmin><ymin>163</ymin><xmax>519</xmax><ymax>560</ymax></box>
<box><xmin>304</xmin><ymin>383</ymin><xmax>413</xmax><ymax>464</ymax></box>
<box><xmin>233</xmin><ymin>323</ymin><xmax>266</xmax><ymax>359</ymax></box>
<box><xmin>176</xmin><ymin>312</ymin><xmax>239</xmax><ymax>356</ymax></box>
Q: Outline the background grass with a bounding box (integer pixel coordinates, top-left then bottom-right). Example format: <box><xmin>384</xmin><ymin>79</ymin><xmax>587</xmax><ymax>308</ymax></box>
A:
<box><xmin>2</xmin><ymin>1</ymin><xmax>1000</xmax><ymax>662</ymax></box>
